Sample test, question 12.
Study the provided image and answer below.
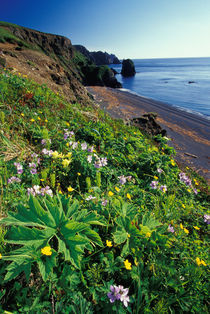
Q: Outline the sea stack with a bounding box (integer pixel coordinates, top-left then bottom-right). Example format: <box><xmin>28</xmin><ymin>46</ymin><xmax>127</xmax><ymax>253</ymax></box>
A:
<box><xmin>121</xmin><ymin>59</ymin><xmax>136</xmax><ymax>77</ymax></box>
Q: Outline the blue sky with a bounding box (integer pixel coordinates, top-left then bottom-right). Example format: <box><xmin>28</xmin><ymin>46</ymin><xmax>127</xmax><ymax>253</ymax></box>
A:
<box><xmin>1</xmin><ymin>0</ymin><xmax>210</xmax><ymax>59</ymax></box>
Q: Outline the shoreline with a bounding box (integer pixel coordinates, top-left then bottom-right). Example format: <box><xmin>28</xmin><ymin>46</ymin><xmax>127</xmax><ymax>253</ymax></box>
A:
<box><xmin>87</xmin><ymin>86</ymin><xmax>210</xmax><ymax>182</ymax></box>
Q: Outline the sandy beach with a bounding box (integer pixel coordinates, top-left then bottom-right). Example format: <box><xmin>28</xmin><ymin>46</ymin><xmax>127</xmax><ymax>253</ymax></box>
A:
<box><xmin>87</xmin><ymin>86</ymin><xmax>210</xmax><ymax>182</ymax></box>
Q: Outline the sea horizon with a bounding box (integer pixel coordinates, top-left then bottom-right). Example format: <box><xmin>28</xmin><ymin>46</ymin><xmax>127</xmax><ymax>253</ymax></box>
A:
<box><xmin>110</xmin><ymin>57</ymin><xmax>210</xmax><ymax>120</ymax></box>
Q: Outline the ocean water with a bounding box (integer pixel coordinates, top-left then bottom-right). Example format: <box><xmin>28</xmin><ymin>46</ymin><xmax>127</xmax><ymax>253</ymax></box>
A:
<box><xmin>110</xmin><ymin>57</ymin><xmax>210</xmax><ymax>120</ymax></box>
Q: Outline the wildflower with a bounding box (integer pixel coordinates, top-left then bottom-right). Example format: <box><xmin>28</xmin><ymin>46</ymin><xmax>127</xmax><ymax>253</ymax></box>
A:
<box><xmin>30</xmin><ymin>168</ymin><xmax>37</xmax><ymax>175</ymax></box>
<box><xmin>29</xmin><ymin>162</ymin><xmax>36</xmax><ymax>168</ymax></box>
<box><xmin>150</xmin><ymin>181</ymin><xmax>158</xmax><ymax>189</ymax></box>
<box><xmin>8</xmin><ymin>176</ymin><xmax>21</xmax><ymax>184</ymax></box>
<box><xmin>168</xmin><ymin>224</ymin><xmax>175</xmax><ymax>233</ymax></box>
<box><xmin>157</xmin><ymin>168</ymin><xmax>163</xmax><ymax>173</ymax></box>
<box><xmin>118</xmin><ymin>175</ymin><xmax>127</xmax><ymax>185</ymax></box>
<box><xmin>146</xmin><ymin>232</ymin><xmax>151</xmax><ymax>238</ymax></box>
<box><xmin>193</xmin><ymin>226</ymin><xmax>200</xmax><ymax>230</ymax></box>
<box><xmin>45</xmin><ymin>119</ymin><xmax>48</xmax><ymax>122</ymax></box>
<box><xmin>37</xmin><ymin>117</ymin><xmax>41</xmax><ymax>121</ymax></box>
<box><xmin>85</xmin><ymin>195</ymin><xmax>96</xmax><ymax>201</ymax></box>
<box><xmin>21</xmin><ymin>113</ymin><xmax>24</xmax><ymax>117</ymax></box>
<box><xmin>0</xmin><ymin>253</ymin><xmax>2</xmax><ymax>259</ymax></box>
<box><xmin>41</xmin><ymin>139</ymin><xmax>47</xmax><ymax>145</ymax></box>
<box><xmin>41</xmin><ymin>246</ymin><xmax>52</xmax><ymax>256</ymax></box>
<box><xmin>182</xmin><ymin>204</ymin><xmax>186</xmax><ymax>208</ymax></box>
<box><xmin>115</xmin><ymin>187</ymin><xmax>120</xmax><ymax>192</ymax></box>
<box><xmin>72</xmin><ymin>142</ymin><xmax>78</xmax><ymax>149</ymax></box>
<box><xmin>14</xmin><ymin>162</ymin><xmax>23</xmax><ymax>174</ymax></box>
<box><xmin>30</xmin><ymin>119</ymin><xmax>35</xmax><ymax>122</ymax></box>
<box><xmin>108</xmin><ymin>191</ymin><xmax>114</xmax><ymax>196</ymax></box>
<box><xmin>101</xmin><ymin>157</ymin><xmax>108</xmax><ymax>166</ymax></box>
<box><xmin>193</xmin><ymin>188</ymin><xmax>198</xmax><ymax>195</ymax></box>
<box><xmin>204</xmin><ymin>214</ymin><xmax>210</xmax><ymax>224</ymax></box>
<box><xmin>184</xmin><ymin>228</ymin><xmax>189</xmax><ymax>234</ymax></box>
<box><xmin>87</xmin><ymin>155</ymin><xmax>92</xmax><ymax>163</ymax></box>
<box><xmin>196</xmin><ymin>257</ymin><xmax>207</xmax><ymax>267</ymax></box>
<box><xmin>124</xmin><ymin>259</ymin><xmax>132</xmax><ymax>270</ymax></box>
<box><xmin>65</xmin><ymin>122</ymin><xmax>70</xmax><ymax>126</ymax></box>
<box><xmin>81</xmin><ymin>142</ymin><xmax>87</xmax><ymax>150</ymax></box>
<box><xmin>67</xmin><ymin>186</ymin><xmax>74</xmax><ymax>192</ymax></box>
<box><xmin>87</xmin><ymin>146</ymin><xmax>94</xmax><ymax>152</ymax></box>
<box><xmin>154</xmin><ymin>176</ymin><xmax>158</xmax><ymax>180</ymax></box>
<box><xmin>40</xmin><ymin>179</ymin><xmax>44</xmax><ymax>182</ymax></box>
<box><xmin>51</xmin><ymin>151</ymin><xmax>60</xmax><ymax>158</ymax></box>
<box><xmin>171</xmin><ymin>159</ymin><xmax>176</xmax><ymax>166</ymax></box>
<box><xmin>65</xmin><ymin>152</ymin><xmax>72</xmax><ymax>158</ymax></box>
<box><xmin>126</xmin><ymin>193</ymin><xmax>131</xmax><ymax>200</ymax></box>
<box><xmin>102</xmin><ymin>199</ymin><xmax>108</xmax><ymax>206</ymax></box>
<box><xmin>62</xmin><ymin>159</ymin><xmax>71</xmax><ymax>167</ymax></box>
<box><xmin>160</xmin><ymin>185</ymin><xmax>167</xmax><ymax>193</ymax></box>
<box><xmin>107</xmin><ymin>285</ymin><xmax>130</xmax><ymax>307</ymax></box>
<box><xmin>77</xmin><ymin>172</ymin><xmax>81</xmax><ymax>176</ymax></box>
<box><xmin>106</xmin><ymin>240</ymin><xmax>112</xmax><ymax>247</ymax></box>
<box><xmin>180</xmin><ymin>223</ymin><xmax>183</xmax><ymax>229</ymax></box>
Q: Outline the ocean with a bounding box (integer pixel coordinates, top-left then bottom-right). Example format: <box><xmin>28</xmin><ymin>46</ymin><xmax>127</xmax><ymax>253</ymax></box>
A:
<box><xmin>110</xmin><ymin>57</ymin><xmax>210</xmax><ymax>120</ymax></box>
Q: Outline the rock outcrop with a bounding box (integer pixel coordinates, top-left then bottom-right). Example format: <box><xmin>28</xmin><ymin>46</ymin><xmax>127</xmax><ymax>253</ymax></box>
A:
<box><xmin>130</xmin><ymin>113</ymin><xmax>167</xmax><ymax>137</ymax></box>
<box><xmin>74</xmin><ymin>45</ymin><xmax>121</xmax><ymax>65</ymax></box>
<box><xmin>121</xmin><ymin>59</ymin><xmax>136</xmax><ymax>77</ymax></box>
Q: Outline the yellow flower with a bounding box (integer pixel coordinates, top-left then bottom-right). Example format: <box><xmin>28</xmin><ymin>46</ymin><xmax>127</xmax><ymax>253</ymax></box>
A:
<box><xmin>154</xmin><ymin>176</ymin><xmax>158</xmax><ymax>180</ymax></box>
<box><xmin>65</xmin><ymin>122</ymin><xmax>70</xmax><ymax>126</ymax></box>
<box><xmin>193</xmin><ymin>226</ymin><xmax>200</xmax><ymax>230</ymax></box>
<box><xmin>134</xmin><ymin>132</ymin><xmax>137</xmax><ymax>135</ymax></box>
<box><xmin>66</xmin><ymin>142</ymin><xmax>69</xmax><ymax>147</ymax></box>
<box><xmin>65</xmin><ymin>152</ymin><xmax>72</xmax><ymax>158</ymax></box>
<box><xmin>40</xmin><ymin>178</ymin><xmax>44</xmax><ymax>182</ymax></box>
<box><xmin>134</xmin><ymin>258</ymin><xmax>138</xmax><ymax>266</ymax></box>
<box><xmin>146</xmin><ymin>232</ymin><xmax>151</xmax><ymax>238</ymax></box>
<box><xmin>106</xmin><ymin>240</ymin><xmax>112</xmax><ymax>247</ymax></box>
<box><xmin>187</xmin><ymin>189</ymin><xmax>191</xmax><ymax>193</ymax></box>
<box><xmin>180</xmin><ymin>223</ymin><xmax>184</xmax><ymax>230</ymax></box>
<box><xmin>62</xmin><ymin>159</ymin><xmax>71</xmax><ymax>167</ymax></box>
<box><xmin>108</xmin><ymin>191</ymin><xmax>114</xmax><ymax>196</ymax></box>
<box><xmin>123</xmin><ymin>137</ymin><xmax>127</xmax><ymax>140</ymax></box>
<box><xmin>196</xmin><ymin>257</ymin><xmax>207</xmax><ymax>266</ymax></box>
<box><xmin>30</xmin><ymin>118</ymin><xmax>35</xmax><ymax>122</ymax></box>
<box><xmin>51</xmin><ymin>151</ymin><xmax>60</xmax><ymax>158</ymax></box>
<box><xmin>77</xmin><ymin>172</ymin><xmax>81</xmax><ymax>176</ymax></box>
<box><xmin>184</xmin><ymin>228</ymin><xmax>189</xmax><ymax>234</ymax></box>
<box><xmin>171</xmin><ymin>159</ymin><xmax>176</xmax><ymax>166</ymax></box>
<box><xmin>58</xmin><ymin>190</ymin><xmax>63</xmax><ymax>194</ymax></box>
<box><xmin>0</xmin><ymin>253</ymin><xmax>2</xmax><ymax>259</ymax></box>
<box><xmin>126</xmin><ymin>193</ymin><xmax>131</xmax><ymax>200</ymax></box>
<box><xmin>182</xmin><ymin>204</ymin><xmax>186</xmax><ymax>208</ymax></box>
<box><xmin>37</xmin><ymin>117</ymin><xmax>41</xmax><ymax>121</ymax></box>
<box><xmin>45</xmin><ymin>119</ymin><xmax>48</xmax><ymax>123</ymax></box>
<box><xmin>186</xmin><ymin>166</ymin><xmax>189</xmax><ymax>170</ymax></box>
<box><xmin>115</xmin><ymin>187</ymin><xmax>120</xmax><ymax>192</ymax></box>
<box><xmin>124</xmin><ymin>259</ymin><xmax>132</xmax><ymax>270</ymax></box>
<box><xmin>41</xmin><ymin>246</ymin><xmax>52</xmax><ymax>256</ymax></box>
<box><xmin>127</xmin><ymin>233</ymin><xmax>131</xmax><ymax>238</ymax></box>
<box><xmin>67</xmin><ymin>186</ymin><xmax>74</xmax><ymax>192</ymax></box>
<box><xmin>21</xmin><ymin>113</ymin><xmax>24</xmax><ymax>117</ymax></box>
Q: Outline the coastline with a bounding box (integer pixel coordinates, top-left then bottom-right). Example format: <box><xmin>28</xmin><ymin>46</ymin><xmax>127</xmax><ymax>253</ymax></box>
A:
<box><xmin>87</xmin><ymin>86</ymin><xmax>210</xmax><ymax>182</ymax></box>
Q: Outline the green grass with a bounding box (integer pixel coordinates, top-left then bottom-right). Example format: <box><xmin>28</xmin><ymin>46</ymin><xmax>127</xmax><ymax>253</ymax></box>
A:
<box><xmin>0</xmin><ymin>69</ymin><xmax>209</xmax><ymax>313</ymax></box>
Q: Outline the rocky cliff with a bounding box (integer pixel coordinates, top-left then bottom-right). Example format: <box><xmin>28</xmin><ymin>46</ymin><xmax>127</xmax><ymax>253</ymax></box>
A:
<box><xmin>0</xmin><ymin>22</ymin><xmax>121</xmax><ymax>104</ymax></box>
<box><xmin>74</xmin><ymin>45</ymin><xmax>121</xmax><ymax>65</ymax></box>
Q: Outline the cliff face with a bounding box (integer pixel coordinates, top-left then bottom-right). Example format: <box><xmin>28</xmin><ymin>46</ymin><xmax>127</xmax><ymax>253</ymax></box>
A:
<box><xmin>74</xmin><ymin>45</ymin><xmax>121</xmax><ymax>65</ymax></box>
<box><xmin>0</xmin><ymin>22</ymin><xmax>90</xmax><ymax>104</ymax></box>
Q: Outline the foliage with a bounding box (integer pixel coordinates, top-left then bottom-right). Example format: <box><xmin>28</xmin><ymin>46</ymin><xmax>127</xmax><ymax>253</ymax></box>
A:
<box><xmin>0</xmin><ymin>68</ymin><xmax>209</xmax><ymax>313</ymax></box>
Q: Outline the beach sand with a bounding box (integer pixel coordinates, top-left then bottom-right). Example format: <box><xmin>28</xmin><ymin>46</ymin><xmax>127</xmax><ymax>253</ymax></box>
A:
<box><xmin>87</xmin><ymin>86</ymin><xmax>210</xmax><ymax>183</ymax></box>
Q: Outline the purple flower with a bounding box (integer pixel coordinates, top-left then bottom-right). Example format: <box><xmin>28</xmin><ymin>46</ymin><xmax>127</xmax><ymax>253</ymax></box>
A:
<box><xmin>102</xmin><ymin>199</ymin><xmax>108</xmax><ymax>206</ymax></box>
<box><xmin>85</xmin><ymin>195</ymin><xmax>96</xmax><ymax>201</ymax></box>
<box><xmin>150</xmin><ymin>181</ymin><xmax>158</xmax><ymax>189</ymax></box>
<box><xmin>118</xmin><ymin>175</ymin><xmax>127</xmax><ymax>185</ymax></box>
<box><xmin>101</xmin><ymin>157</ymin><xmax>107</xmax><ymax>167</ymax></box>
<box><xmin>14</xmin><ymin>162</ymin><xmax>23</xmax><ymax>174</ymax></box>
<box><xmin>41</xmin><ymin>139</ymin><xmax>47</xmax><ymax>145</ymax></box>
<box><xmin>160</xmin><ymin>185</ymin><xmax>167</xmax><ymax>193</ymax></box>
<box><xmin>88</xmin><ymin>146</ymin><xmax>94</xmax><ymax>152</ymax></box>
<box><xmin>31</xmin><ymin>153</ymin><xmax>38</xmax><ymax>158</ymax></box>
<box><xmin>72</xmin><ymin>142</ymin><xmax>78</xmax><ymax>149</ymax></box>
<box><xmin>204</xmin><ymin>214</ymin><xmax>210</xmax><ymax>225</ymax></box>
<box><xmin>30</xmin><ymin>168</ymin><xmax>37</xmax><ymax>175</ymax></box>
<box><xmin>64</xmin><ymin>133</ymin><xmax>69</xmax><ymax>140</ymax></box>
<box><xmin>87</xmin><ymin>155</ymin><xmax>92</xmax><ymax>163</ymax></box>
<box><xmin>168</xmin><ymin>224</ymin><xmax>175</xmax><ymax>233</ymax></box>
<box><xmin>179</xmin><ymin>172</ymin><xmax>192</xmax><ymax>186</ymax></box>
<box><xmin>81</xmin><ymin>142</ymin><xmax>87</xmax><ymax>150</ymax></box>
<box><xmin>193</xmin><ymin>188</ymin><xmax>198</xmax><ymax>195</ymax></box>
<box><xmin>157</xmin><ymin>168</ymin><xmax>163</xmax><ymax>174</ymax></box>
<box><xmin>29</xmin><ymin>162</ymin><xmax>36</xmax><ymax>168</ymax></box>
<box><xmin>27</xmin><ymin>187</ymin><xmax>36</xmax><ymax>196</ymax></box>
<box><xmin>41</xmin><ymin>186</ymin><xmax>53</xmax><ymax>197</ymax></box>
<box><xmin>8</xmin><ymin>176</ymin><xmax>21</xmax><ymax>184</ymax></box>
<box><xmin>107</xmin><ymin>285</ymin><xmax>130</xmax><ymax>307</ymax></box>
<box><xmin>94</xmin><ymin>161</ymin><xmax>102</xmax><ymax>169</ymax></box>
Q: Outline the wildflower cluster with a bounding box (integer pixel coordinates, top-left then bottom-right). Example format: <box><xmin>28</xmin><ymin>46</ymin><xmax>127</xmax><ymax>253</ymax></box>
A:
<box><xmin>8</xmin><ymin>176</ymin><xmax>21</xmax><ymax>184</ymax></box>
<box><xmin>27</xmin><ymin>185</ymin><xmax>53</xmax><ymax>197</ymax></box>
<box><xmin>107</xmin><ymin>285</ymin><xmax>130</xmax><ymax>307</ymax></box>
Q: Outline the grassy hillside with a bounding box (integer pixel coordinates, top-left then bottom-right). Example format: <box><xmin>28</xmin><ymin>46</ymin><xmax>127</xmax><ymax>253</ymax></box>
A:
<box><xmin>0</xmin><ymin>68</ymin><xmax>209</xmax><ymax>313</ymax></box>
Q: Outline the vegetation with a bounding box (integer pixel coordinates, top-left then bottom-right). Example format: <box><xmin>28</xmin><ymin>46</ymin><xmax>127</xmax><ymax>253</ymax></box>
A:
<box><xmin>0</xmin><ymin>69</ymin><xmax>209</xmax><ymax>313</ymax></box>
<box><xmin>0</xmin><ymin>26</ymin><xmax>29</xmax><ymax>48</ymax></box>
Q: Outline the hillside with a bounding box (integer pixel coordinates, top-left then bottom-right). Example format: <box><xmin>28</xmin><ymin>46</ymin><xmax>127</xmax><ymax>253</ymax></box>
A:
<box><xmin>0</xmin><ymin>22</ymin><xmax>209</xmax><ymax>313</ymax></box>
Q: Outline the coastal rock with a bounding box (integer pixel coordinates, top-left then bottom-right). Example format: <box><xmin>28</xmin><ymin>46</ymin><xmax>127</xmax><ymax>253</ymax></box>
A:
<box><xmin>121</xmin><ymin>59</ymin><xmax>136</xmax><ymax>77</ymax></box>
<box><xmin>130</xmin><ymin>113</ymin><xmax>167</xmax><ymax>137</ymax></box>
<box><xmin>110</xmin><ymin>68</ymin><xmax>119</xmax><ymax>75</ymax></box>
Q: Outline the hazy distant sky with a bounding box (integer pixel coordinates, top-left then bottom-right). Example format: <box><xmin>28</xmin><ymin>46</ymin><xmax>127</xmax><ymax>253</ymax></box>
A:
<box><xmin>1</xmin><ymin>0</ymin><xmax>210</xmax><ymax>59</ymax></box>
